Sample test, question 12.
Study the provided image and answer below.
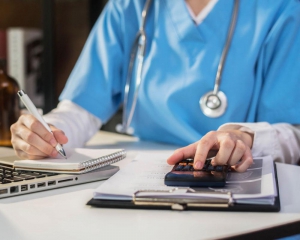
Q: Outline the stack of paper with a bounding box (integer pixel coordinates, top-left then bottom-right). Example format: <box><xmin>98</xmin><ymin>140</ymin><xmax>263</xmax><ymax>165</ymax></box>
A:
<box><xmin>93</xmin><ymin>153</ymin><xmax>277</xmax><ymax>205</ymax></box>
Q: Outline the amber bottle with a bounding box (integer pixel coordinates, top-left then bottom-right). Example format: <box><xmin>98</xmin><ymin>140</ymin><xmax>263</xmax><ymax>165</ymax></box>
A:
<box><xmin>0</xmin><ymin>31</ymin><xmax>20</xmax><ymax>147</ymax></box>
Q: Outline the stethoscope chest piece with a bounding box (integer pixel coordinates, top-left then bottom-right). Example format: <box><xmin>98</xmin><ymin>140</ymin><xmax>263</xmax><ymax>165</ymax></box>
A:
<box><xmin>200</xmin><ymin>91</ymin><xmax>227</xmax><ymax>118</ymax></box>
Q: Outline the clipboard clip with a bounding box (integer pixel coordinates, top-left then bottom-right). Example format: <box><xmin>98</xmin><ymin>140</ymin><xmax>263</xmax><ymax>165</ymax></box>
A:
<box><xmin>133</xmin><ymin>188</ymin><xmax>234</xmax><ymax>211</ymax></box>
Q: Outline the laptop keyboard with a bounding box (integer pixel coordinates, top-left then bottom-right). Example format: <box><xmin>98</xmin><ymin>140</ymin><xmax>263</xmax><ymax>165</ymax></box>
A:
<box><xmin>0</xmin><ymin>164</ymin><xmax>58</xmax><ymax>184</ymax></box>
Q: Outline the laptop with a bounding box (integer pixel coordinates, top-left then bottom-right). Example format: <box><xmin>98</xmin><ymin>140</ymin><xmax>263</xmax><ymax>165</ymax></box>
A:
<box><xmin>0</xmin><ymin>147</ymin><xmax>119</xmax><ymax>199</ymax></box>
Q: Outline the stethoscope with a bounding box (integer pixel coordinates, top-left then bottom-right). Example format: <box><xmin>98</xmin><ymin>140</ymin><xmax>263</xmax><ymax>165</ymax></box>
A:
<box><xmin>116</xmin><ymin>0</ymin><xmax>239</xmax><ymax>134</ymax></box>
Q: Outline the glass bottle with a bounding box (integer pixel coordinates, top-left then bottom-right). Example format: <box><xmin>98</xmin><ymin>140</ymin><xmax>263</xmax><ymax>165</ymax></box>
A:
<box><xmin>0</xmin><ymin>31</ymin><xmax>20</xmax><ymax>147</ymax></box>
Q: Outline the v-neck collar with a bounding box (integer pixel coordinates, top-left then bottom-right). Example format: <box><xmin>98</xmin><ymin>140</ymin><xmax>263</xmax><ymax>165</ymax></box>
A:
<box><xmin>186</xmin><ymin>0</ymin><xmax>219</xmax><ymax>25</ymax></box>
<box><xmin>165</xmin><ymin>0</ymin><xmax>221</xmax><ymax>43</ymax></box>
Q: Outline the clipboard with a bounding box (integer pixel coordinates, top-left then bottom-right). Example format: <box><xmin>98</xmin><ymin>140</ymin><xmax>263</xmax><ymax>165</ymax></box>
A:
<box><xmin>87</xmin><ymin>163</ymin><xmax>280</xmax><ymax>212</ymax></box>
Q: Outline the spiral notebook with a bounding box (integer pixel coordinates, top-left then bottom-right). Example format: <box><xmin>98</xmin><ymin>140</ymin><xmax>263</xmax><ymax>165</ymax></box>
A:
<box><xmin>0</xmin><ymin>148</ymin><xmax>126</xmax><ymax>174</ymax></box>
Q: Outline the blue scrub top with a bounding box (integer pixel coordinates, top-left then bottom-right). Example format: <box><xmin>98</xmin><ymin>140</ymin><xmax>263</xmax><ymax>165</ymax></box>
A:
<box><xmin>60</xmin><ymin>0</ymin><xmax>300</xmax><ymax>146</ymax></box>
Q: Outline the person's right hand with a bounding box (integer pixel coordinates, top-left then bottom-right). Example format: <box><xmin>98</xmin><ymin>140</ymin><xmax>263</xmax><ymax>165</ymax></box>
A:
<box><xmin>10</xmin><ymin>114</ymin><xmax>68</xmax><ymax>160</ymax></box>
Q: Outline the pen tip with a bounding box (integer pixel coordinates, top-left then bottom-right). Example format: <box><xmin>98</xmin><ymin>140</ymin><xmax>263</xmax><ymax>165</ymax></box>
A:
<box><xmin>58</xmin><ymin>148</ymin><xmax>67</xmax><ymax>159</ymax></box>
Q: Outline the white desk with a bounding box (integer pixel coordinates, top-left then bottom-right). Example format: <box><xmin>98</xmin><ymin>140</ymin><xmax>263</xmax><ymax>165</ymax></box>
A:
<box><xmin>0</xmin><ymin>131</ymin><xmax>300</xmax><ymax>240</ymax></box>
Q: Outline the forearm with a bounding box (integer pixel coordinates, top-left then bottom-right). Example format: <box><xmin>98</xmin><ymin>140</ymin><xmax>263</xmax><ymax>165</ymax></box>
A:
<box><xmin>218</xmin><ymin>122</ymin><xmax>300</xmax><ymax>165</ymax></box>
<box><xmin>43</xmin><ymin>100</ymin><xmax>102</xmax><ymax>148</ymax></box>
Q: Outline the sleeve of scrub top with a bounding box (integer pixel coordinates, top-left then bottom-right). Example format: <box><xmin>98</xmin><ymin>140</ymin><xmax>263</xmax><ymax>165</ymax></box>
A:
<box><xmin>218</xmin><ymin>122</ymin><xmax>300</xmax><ymax>165</ymax></box>
<box><xmin>220</xmin><ymin>2</ymin><xmax>300</xmax><ymax>165</ymax></box>
<box><xmin>255</xmin><ymin>1</ymin><xmax>300</xmax><ymax>125</ymax></box>
<box><xmin>58</xmin><ymin>1</ymin><xmax>126</xmax><ymax>124</ymax></box>
<box><xmin>43</xmin><ymin>100</ymin><xmax>102</xmax><ymax>148</ymax></box>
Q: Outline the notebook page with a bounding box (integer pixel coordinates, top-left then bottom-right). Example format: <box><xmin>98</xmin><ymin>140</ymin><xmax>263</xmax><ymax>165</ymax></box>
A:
<box><xmin>0</xmin><ymin>147</ymin><xmax>17</xmax><ymax>166</ymax></box>
<box><xmin>13</xmin><ymin>148</ymin><xmax>124</xmax><ymax>171</ymax></box>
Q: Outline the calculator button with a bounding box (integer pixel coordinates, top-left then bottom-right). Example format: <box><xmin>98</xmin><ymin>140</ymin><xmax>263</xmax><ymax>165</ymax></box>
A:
<box><xmin>207</xmin><ymin>165</ymin><xmax>215</xmax><ymax>171</ymax></box>
<box><xmin>174</xmin><ymin>165</ymin><xmax>184</xmax><ymax>171</ymax></box>
<box><xmin>187</xmin><ymin>165</ymin><xmax>194</xmax><ymax>171</ymax></box>
<box><xmin>215</xmin><ymin>166</ymin><xmax>224</xmax><ymax>172</ymax></box>
<box><xmin>182</xmin><ymin>165</ymin><xmax>192</xmax><ymax>171</ymax></box>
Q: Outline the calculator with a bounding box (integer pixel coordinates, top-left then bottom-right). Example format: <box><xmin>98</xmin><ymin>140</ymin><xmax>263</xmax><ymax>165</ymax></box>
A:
<box><xmin>164</xmin><ymin>158</ymin><xmax>229</xmax><ymax>188</ymax></box>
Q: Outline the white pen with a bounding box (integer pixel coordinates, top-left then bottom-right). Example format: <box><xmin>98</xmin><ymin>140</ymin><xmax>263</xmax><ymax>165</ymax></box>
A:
<box><xmin>17</xmin><ymin>90</ymin><xmax>67</xmax><ymax>159</ymax></box>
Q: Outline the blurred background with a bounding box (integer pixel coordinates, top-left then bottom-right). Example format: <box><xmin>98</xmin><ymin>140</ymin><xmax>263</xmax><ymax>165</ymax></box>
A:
<box><xmin>0</xmin><ymin>0</ymin><xmax>121</xmax><ymax>132</ymax></box>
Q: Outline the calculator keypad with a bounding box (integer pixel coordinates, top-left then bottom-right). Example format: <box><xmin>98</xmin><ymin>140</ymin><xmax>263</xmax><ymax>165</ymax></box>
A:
<box><xmin>165</xmin><ymin>158</ymin><xmax>229</xmax><ymax>187</ymax></box>
<box><xmin>173</xmin><ymin>159</ymin><xmax>227</xmax><ymax>172</ymax></box>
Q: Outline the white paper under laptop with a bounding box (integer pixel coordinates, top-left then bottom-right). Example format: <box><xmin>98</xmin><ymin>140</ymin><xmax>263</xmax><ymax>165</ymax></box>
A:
<box><xmin>93</xmin><ymin>153</ymin><xmax>277</xmax><ymax>205</ymax></box>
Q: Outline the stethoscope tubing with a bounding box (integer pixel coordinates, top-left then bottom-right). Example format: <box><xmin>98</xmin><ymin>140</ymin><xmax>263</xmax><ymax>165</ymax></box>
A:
<box><xmin>119</xmin><ymin>0</ymin><xmax>152</xmax><ymax>133</ymax></box>
<box><xmin>214</xmin><ymin>0</ymin><xmax>239</xmax><ymax>94</ymax></box>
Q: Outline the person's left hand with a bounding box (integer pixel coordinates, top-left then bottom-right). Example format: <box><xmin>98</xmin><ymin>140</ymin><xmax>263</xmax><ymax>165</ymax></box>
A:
<box><xmin>166</xmin><ymin>130</ymin><xmax>254</xmax><ymax>172</ymax></box>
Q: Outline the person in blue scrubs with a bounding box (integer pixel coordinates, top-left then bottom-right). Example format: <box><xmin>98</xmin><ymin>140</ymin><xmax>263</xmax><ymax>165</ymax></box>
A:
<box><xmin>10</xmin><ymin>0</ymin><xmax>300</xmax><ymax>172</ymax></box>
